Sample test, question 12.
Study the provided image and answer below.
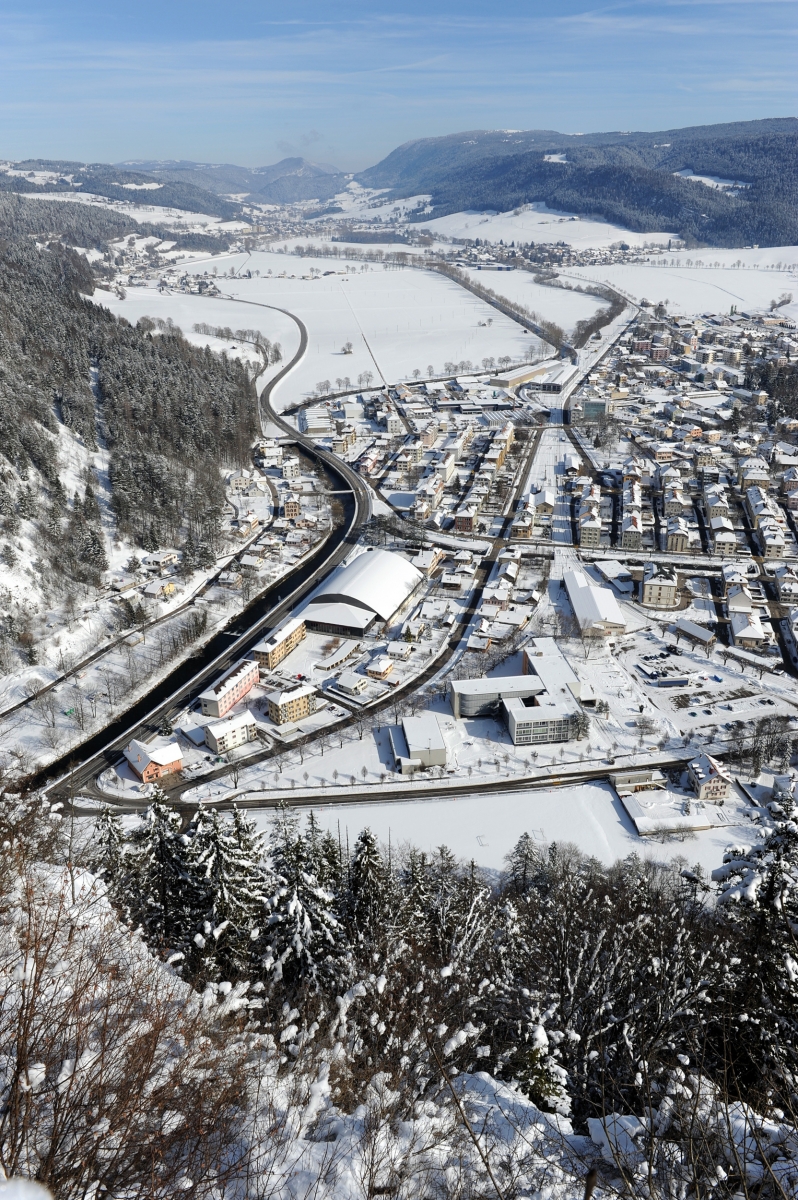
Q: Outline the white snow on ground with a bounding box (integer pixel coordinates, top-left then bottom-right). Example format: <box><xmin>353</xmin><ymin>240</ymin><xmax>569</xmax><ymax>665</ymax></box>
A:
<box><xmin>567</xmin><ymin>255</ymin><xmax>798</xmax><ymax>320</ymax></box>
<box><xmin>460</xmin><ymin>267</ymin><xmax>606</xmax><ymax>333</ymax></box>
<box><xmin>254</xmin><ymin>781</ymin><xmax>748</xmax><ymax>876</ymax></box>
<box><xmin>314</xmin><ymin>182</ymin><xmax>432</xmax><ymax>223</ymax></box>
<box><xmin>18</xmin><ymin>192</ymin><xmax>249</xmax><ymax>232</ymax></box>
<box><xmin>168</xmin><ymin>250</ymin><xmax>543</xmax><ymax>399</ymax></box>
<box><xmin>97</xmin><ymin>286</ymin><xmax>301</xmax><ymax>383</ymax></box>
<box><xmin>673</xmin><ymin>168</ymin><xmax>751</xmax><ymax>191</ymax></box>
<box><xmin>420</xmin><ymin>202</ymin><xmax>675</xmax><ymax>249</ymax></box>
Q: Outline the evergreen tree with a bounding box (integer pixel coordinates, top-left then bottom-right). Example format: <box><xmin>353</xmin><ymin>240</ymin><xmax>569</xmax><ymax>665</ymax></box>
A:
<box><xmin>263</xmin><ymin>804</ymin><xmax>341</xmax><ymax>993</ymax></box>
<box><xmin>123</xmin><ymin>792</ymin><xmax>191</xmax><ymax>949</ymax></box>
<box><xmin>714</xmin><ymin>788</ymin><xmax>798</xmax><ymax>1102</ymax></box>
<box><xmin>83</xmin><ymin>484</ymin><xmax>102</xmax><ymax>523</ymax></box>
<box><xmin>399</xmin><ymin>849</ymin><xmax>433</xmax><ymax>946</ymax></box>
<box><xmin>505</xmin><ymin>832</ymin><xmax>540</xmax><ymax>894</ymax></box>
<box><xmin>347</xmin><ymin>827</ymin><xmax>389</xmax><ymax>940</ymax></box>
<box><xmin>184</xmin><ymin>807</ymin><xmax>269</xmax><ymax>981</ymax></box>
<box><xmin>90</xmin><ymin>807</ymin><xmax>124</xmax><ymax>888</ymax></box>
<box><xmin>305</xmin><ymin>811</ymin><xmax>344</xmax><ymax>890</ymax></box>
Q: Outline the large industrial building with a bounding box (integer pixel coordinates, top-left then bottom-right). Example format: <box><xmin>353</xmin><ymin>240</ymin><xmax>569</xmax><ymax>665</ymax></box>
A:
<box><xmin>302</xmin><ymin>548</ymin><xmax>423</xmax><ymax>637</ymax></box>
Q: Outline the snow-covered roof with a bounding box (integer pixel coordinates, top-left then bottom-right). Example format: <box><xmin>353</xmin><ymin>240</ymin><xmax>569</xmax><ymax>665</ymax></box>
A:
<box><xmin>563</xmin><ymin>570</ymin><xmax>627</xmax><ymax>634</ymax></box>
<box><xmin>403</xmin><ymin>713</ymin><xmax>446</xmax><ymax>757</ymax></box>
<box><xmin>124</xmin><ymin>739</ymin><xmax>182</xmax><ymax>770</ymax></box>
<box><xmin>205</xmin><ymin>711</ymin><xmax>257</xmax><ymax>737</ymax></box>
<box><xmin>305</xmin><ymin>548</ymin><xmax>422</xmax><ymax>622</ymax></box>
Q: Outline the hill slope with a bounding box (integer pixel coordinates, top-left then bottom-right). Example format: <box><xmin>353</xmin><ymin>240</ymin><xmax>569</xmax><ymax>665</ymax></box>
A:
<box><xmin>355</xmin><ymin>118</ymin><xmax>798</xmax><ymax>247</ymax></box>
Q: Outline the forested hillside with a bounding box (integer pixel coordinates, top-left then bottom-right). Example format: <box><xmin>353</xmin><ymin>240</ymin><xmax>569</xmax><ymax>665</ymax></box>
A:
<box><xmin>0</xmin><ymin>201</ymin><xmax>259</xmax><ymax>596</ymax></box>
<box><xmin>0</xmin><ymin>159</ymin><xmax>242</xmax><ymax>219</ymax></box>
<box><xmin>356</xmin><ymin>119</ymin><xmax>798</xmax><ymax>247</ymax></box>
<box><xmin>0</xmin><ymin>192</ymin><xmax>233</xmax><ymax>253</ymax></box>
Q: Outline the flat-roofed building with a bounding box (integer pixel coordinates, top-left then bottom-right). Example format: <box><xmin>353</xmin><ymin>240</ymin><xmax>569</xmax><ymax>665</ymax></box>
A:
<box><xmin>199</xmin><ymin>660</ymin><xmax>259</xmax><ymax>719</ymax></box>
<box><xmin>252</xmin><ymin>618</ymin><xmax>307</xmax><ymax>670</ymax></box>
<box><xmin>448</xmin><ymin>675</ymin><xmax>544</xmax><ymax>719</ymax></box>
<box><xmin>205</xmin><ymin>711</ymin><xmax>258</xmax><ymax>755</ymax></box>
<box><xmin>504</xmin><ymin>698</ymin><xmax>577</xmax><ymax>746</ymax></box>
<box><xmin>266</xmin><ymin>683</ymin><xmax>317</xmax><ymax>725</ymax></box>
<box><xmin>595</xmin><ymin>560</ymin><xmax>634</xmax><ymax>594</ymax></box>
<box><xmin>402</xmin><ymin>713</ymin><xmax>447</xmax><ymax>768</ymax></box>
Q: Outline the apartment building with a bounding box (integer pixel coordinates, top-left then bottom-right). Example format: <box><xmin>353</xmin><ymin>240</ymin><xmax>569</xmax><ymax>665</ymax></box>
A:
<box><xmin>199</xmin><ymin>659</ymin><xmax>260</xmax><ymax>719</ymax></box>
<box><xmin>204</xmin><ymin>711</ymin><xmax>258</xmax><ymax>755</ymax></box>
<box><xmin>641</xmin><ymin>562</ymin><xmax>678</xmax><ymax>608</ymax></box>
<box><xmin>266</xmin><ymin>683</ymin><xmax>317</xmax><ymax>725</ymax></box>
<box><xmin>252</xmin><ymin>618</ymin><xmax>307</xmax><ymax>670</ymax></box>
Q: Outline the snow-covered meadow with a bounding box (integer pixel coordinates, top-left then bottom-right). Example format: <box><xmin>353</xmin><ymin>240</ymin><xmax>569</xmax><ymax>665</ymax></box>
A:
<box><xmin>108</xmin><ymin>250</ymin><xmax>545</xmax><ymax>402</ymax></box>
<box><xmin>460</xmin><ymin>267</ymin><xmax>607</xmax><ymax>334</ymax></box>
<box><xmin>568</xmin><ymin>251</ymin><xmax>798</xmax><ymax>320</ymax></box>
<box><xmin>419</xmin><ymin>202</ymin><xmax>675</xmax><ymax>249</ymax></box>
<box><xmin>260</xmin><ymin>779</ymin><xmax>749</xmax><ymax>876</ymax></box>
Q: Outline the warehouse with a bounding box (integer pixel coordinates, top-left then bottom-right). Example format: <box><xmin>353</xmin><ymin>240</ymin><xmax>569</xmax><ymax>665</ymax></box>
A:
<box><xmin>302</xmin><ymin>548</ymin><xmax>423</xmax><ymax>637</ymax></box>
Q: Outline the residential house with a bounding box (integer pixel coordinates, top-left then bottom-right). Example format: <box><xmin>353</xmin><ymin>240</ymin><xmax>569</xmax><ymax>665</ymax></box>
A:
<box><xmin>688</xmin><ymin>752</ymin><xmax>732</xmax><ymax>802</ymax></box>
<box><xmin>124</xmin><ymin>739</ymin><xmax>182</xmax><ymax>782</ymax></box>
<box><xmin>641</xmin><ymin>562</ymin><xmax>678</xmax><ymax>608</ymax></box>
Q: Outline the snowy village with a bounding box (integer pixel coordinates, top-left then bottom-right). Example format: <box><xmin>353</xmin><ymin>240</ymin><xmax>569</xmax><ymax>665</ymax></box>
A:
<box><xmin>2</xmin><ymin>22</ymin><xmax>798</xmax><ymax>1199</ymax></box>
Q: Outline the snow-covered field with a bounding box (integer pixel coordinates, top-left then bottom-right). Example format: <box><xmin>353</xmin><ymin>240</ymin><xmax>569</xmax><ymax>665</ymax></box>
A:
<box><xmin>567</xmin><ymin>254</ymin><xmax>798</xmax><ymax>320</ymax></box>
<box><xmin>268</xmin><ymin>779</ymin><xmax>750</xmax><ymax>876</ymax></box>
<box><xmin>135</xmin><ymin>250</ymin><xmax>545</xmax><ymax>398</ymax></box>
<box><xmin>420</xmin><ymin>202</ymin><xmax>675</xmax><ymax>249</ymax></box>
<box><xmin>97</xmin><ymin>285</ymin><xmax>301</xmax><ymax>385</ymax></box>
<box><xmin>313</xmin><ymin>182</ymin><xmax>432</xmax><ymax>223</ymax></box>
<box><xmin>461</xmin><ymin>267</ymin><xmax>606</xmax><ymax>333</ymax></box>
<box><xmin>20</xmin><ymin>191</ymin><xmax>250</xmax><ymax>232</ymax></box>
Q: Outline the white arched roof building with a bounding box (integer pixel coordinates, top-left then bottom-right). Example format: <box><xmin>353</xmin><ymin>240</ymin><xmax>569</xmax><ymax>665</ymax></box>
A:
<box><xmin>303</xmin><ymin>548</ymin><xmax>423</xmax><ymax>636</ymax></box>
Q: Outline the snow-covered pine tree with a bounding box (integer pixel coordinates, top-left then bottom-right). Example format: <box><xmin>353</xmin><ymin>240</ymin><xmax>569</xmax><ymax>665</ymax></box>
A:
<box><xmin>183</xmin><ymin>806</ymin><xmax>270</xmax><ymax>981</ymax></box>
<box><xmin>399</xmin><ymin>848</ymin><xmax>433</xmax><ymax>947</ymax></box>
<box><xmin>123</xmin><ymin>791</ymin><xmax>193</xmax><ymax>951</ymax></box>
<box><xmin>505</xmin><ymin>832</ymin><xmax>541</xmax><ymax>894</ymax></box>
<box><xmin>305</xmin><ymin>810</ymin><xmax>344</xmax><ymax>891</ymax></box>
<box><xmin>262</xmin><ymin>803</ymin><xmax>341</xmax><ymax>993</ymax></box>
<box><xmin>347</xmin><ymin>827</ymin><xmax>390</xmax><ymax>940</ymax></box>
<box><xmin>90</xmin><ymin>807</ymin><xmax>124</xmax><ymax>888</ymax></box>
<box><xmin>713</xmin><ymin>787</ymin><xmax>798</xmax><ymax>1103</ymax></box>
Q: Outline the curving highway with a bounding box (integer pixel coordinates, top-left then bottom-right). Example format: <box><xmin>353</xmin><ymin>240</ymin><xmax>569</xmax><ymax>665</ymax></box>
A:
<box><xmin>42</xmin><ymin>298</ymin><xmax>372</xmax><ymax>803</ymax></box>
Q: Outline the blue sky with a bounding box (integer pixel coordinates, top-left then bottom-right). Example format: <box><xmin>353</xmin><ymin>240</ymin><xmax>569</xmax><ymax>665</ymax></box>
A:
<box><xmin>0</xmin><ymin>0</ymin><xmax>796</xmax><ymax>170</ymax></box>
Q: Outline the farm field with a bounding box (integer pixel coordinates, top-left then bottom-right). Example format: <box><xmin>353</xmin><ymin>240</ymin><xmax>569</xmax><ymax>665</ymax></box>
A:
<box><xmin>138</xmin><ymin>249</ymin><xmax>548</xmax><ymax>399</ymax></box>
<box><xmin>420</xmin><ymin>202</ymin><xmax>675</xmax><ymax>248</ymax></box>
<box><xmin>460</xmin><ymin>266</ymin><xmax>607</xmax><ymax>333</ymax></box>
<box><xmin>570</xmin><ymin>257</ymin><xmax>798</xmax><ymax>319</ymax></box>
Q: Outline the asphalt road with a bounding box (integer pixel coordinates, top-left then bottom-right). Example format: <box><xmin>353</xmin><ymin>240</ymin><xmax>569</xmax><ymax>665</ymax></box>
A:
<box><xmin>42</xmin><ymin>302</ymin><xmax>373</xmax><ymax>802</ymax></box>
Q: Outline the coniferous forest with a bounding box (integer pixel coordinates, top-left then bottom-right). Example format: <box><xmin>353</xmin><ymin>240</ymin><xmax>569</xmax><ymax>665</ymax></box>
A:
<box><xmin>5</xmin><ymin>787</ymin><xmax>798</xmax><ymax>1199</ymax></box>
<box><xmin>0</xmin><ymin>201</ymin><xmax>258</xmax><ymax>589</ymax></box>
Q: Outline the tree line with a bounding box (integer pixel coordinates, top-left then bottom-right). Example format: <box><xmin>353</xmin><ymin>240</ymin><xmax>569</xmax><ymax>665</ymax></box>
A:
<box><xmin>92</xmin><ymin>788</ymin><xmax>798</xmax><ymax>1143</ymax></box>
